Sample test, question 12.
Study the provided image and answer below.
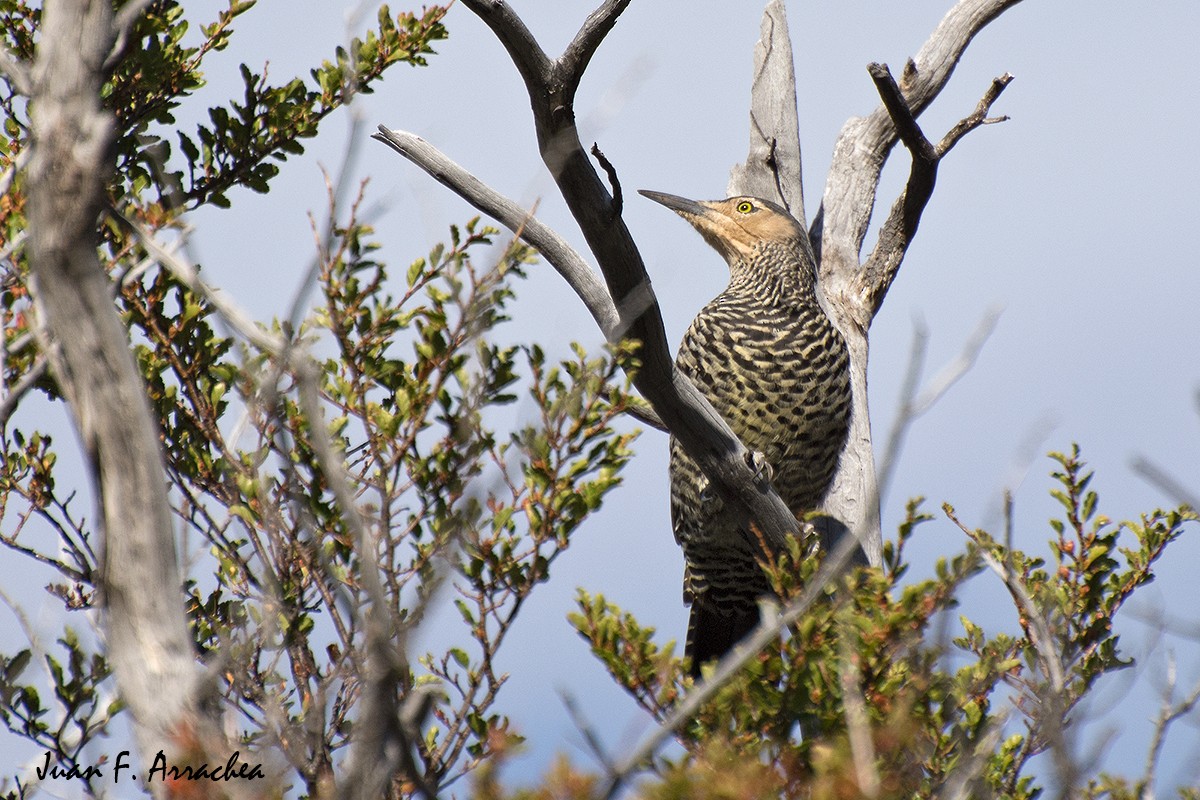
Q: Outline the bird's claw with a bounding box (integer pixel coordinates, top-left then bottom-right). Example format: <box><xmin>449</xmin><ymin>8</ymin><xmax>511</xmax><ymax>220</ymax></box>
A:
<box><xmin>745</xmin><ymin>450</ymin><xmax>774</xmax><ymax>485</ymax></box>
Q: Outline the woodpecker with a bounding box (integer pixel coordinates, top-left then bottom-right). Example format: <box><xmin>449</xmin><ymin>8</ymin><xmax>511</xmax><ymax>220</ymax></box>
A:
<box><xmin>640</xmin><ymin>190</ymin><xmax>851</xmax><ymax>676</ymax></box>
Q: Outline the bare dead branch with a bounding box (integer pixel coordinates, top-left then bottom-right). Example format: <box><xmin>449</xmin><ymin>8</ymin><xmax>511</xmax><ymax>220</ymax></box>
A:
<box><xmin>727</xmin><ymin>0</ymin><xmax>808</xmax><ymax>241</ymax></box>
<box><xmin>869</xmin><ymin>62</ymin><xmax>939</xmax><ymax>164</ymax></box>
<box><xmin>817</xmin><ymin>0</ymin><xmax>1024</xmax><ymax>281</ymax></box>
<box><xmin>939</xmin><ymin>73</ymin><xmax>1013</xmax><ymax>155</ymax></box>
<box><xmin>812</xmin><ymin>14</ymin><xmax>1022</xmax><ymax>577</ymax></box>
<box><xmin>460</xmin><ymin>0</ymin><xmax>553</xmax><ymax>89</ymax></box>
<box><xmin>859</xmin><ymin>61</ymin><xmax>939</xmax><ymax>317</ymax></box>
<box><xmin>873</xmin><ymin>69</ymin><xmax>1014</xmax><ymax>300</ymax></box>
<box><xmin>950</xmin><ymin>81</ymin><xmax>1012</xmax><ymax>146</ymax></box>
<box><xmin>860</xmin><ymin>67</ymin><xmax>1011</xmax><ymax>315</ymax></box>
<box><xmin>379</xmin><ymin>1</ymin><xmax>809</xmax><ymax>558</ymax></box>
<box><xmin>372</xmin><ymin>128</ymin><xmax>623</xmax><ymax>337</ymax></box>
<box><xmin>559</xmin><ymin>0</ymin><xmax>634</xmax><ymax>98</ymax></box>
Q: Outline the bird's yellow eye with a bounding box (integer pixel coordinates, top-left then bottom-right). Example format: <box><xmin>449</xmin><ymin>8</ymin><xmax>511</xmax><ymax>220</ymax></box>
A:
<box><xmin>736</xmin><ymin>200</ymin><xmax>754</xmax><ymax>214</ymax></box>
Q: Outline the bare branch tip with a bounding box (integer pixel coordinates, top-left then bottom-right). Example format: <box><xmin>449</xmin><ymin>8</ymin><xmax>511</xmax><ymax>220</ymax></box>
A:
<box><xmin>590</xmin><ymin>142</ymin><xmax>623</xmax><ymax>219</ymax></box>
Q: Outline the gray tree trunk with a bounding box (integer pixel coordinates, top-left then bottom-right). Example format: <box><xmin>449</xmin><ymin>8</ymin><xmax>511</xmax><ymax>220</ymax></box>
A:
<box><xmin>25</xmin><ymin>0</ymin><xmax>222</xmax><ymax>786</ymax></box>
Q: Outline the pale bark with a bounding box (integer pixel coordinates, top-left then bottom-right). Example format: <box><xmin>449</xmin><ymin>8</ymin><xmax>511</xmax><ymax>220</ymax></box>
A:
<box><xmin>25</xmin><ymin>0</ymin><xmax>223</xmax><ymax>787</ymax></box>
<box><xmin>730</xmin><ymin>0</ymin><xmax>1021</xmax><ymax>565</ymax></box>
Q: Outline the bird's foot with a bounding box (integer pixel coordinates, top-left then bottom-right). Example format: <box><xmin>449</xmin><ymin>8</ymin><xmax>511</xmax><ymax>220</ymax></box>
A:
<box><xmin>745</xmin><ymin>450</ymin><xmax>774</xmax><ymax>485</ymax></box>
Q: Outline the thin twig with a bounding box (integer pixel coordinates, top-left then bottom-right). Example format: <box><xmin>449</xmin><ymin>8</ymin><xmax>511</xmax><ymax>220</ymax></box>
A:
<box><xmin>878</xmin><ymin>308</ymin><xmax>1000</xmax><ymax>501</ymax></box>
<box><xmin>114</xmin><ymin>211</ymin><xmax>286</xmax><ymax>356</ymax></box>
<box><xmin>938</xmin><ymin>73</ymin><xmax>1014</xmax><ymax>156</ymax></box>
<box><xmin>877</xmin><ymin>317</ymin><xmax>928</xmax><ymax>503</ymax></box>
<box><xmin>0</xmin><ymin>356</ymin><xmax>48</xmax><ymax>430</ymax></box>
<box><xmin>590</xmin><ymin>143</ymin><xmax>622</xmax><ymax>219</ymax></box>
<box><xmin>559</xmin><ymin>689</ymin><xmax>617</xmax><ymax>776</ymax></box>
<box><xmin>1140</xmin><ymin>659</ymin><xmax>1200</xmax><ymax>799</ymax></box>
<box><xmin>948</xmin><ymin>507</ymin><xmax>1066</xmax><ymax>695</ymax></box>
<box><xmin>909</xmin><ymin>307</ymin><xmax>1000</xmax><ymax>416</ymax></box>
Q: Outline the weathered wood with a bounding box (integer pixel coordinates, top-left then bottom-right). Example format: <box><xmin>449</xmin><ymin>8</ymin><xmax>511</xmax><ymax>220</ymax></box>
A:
<box><xmin>728</xmin><ymin>0</ymin><xmax>882</xmax><ymax>564</ymax></box>
<box><xmin>26</xmin><ymin>0</ymin><xmax>221</xmax><ymax>787</ymax></box>
<box><xmin>725</xmin><ymin>0</ymin><xmax>1024</xmax><ymax>565</ymax></box>
<box><xmin>818</xmin><ymin>0</ymin><xmax>1026</xmax><ymax>306</ymax></box>
<box><xmin>727</xmin><ymin>0</ymin><xmax>807</xmax><ymax>233</ymax></box>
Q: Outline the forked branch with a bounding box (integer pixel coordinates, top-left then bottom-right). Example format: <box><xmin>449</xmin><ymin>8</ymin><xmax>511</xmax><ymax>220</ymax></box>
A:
<box><xmin>817</xmin><ymin>0</ymin><xmax>1024</xmax><ymax>294</ymax></box>
<box><xmin>861</xmin><ymin>64</ymin><xmax>1012</xmax><ymax>315</ymax></box>
<box><xmin>384</xmin><ymin>0</ymin><xmax>806</xmax><ymax>556</ymax></box>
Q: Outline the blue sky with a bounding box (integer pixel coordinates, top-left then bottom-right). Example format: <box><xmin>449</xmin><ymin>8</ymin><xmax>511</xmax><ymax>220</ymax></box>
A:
<box><xmin>4</xmin><ymin>0</ymin><xmax>1199</xmax><ymax>794</ymax></box>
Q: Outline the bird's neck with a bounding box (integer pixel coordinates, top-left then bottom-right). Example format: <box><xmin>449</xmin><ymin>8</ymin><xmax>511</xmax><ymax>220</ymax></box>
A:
<box><xmin>727</xmin><ymin>242</ymin><xmax>818</xmax><ymax>308</ymax></box>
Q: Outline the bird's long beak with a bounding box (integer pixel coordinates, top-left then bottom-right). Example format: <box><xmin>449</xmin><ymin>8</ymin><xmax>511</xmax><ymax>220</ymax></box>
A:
<box><xmin>638</xmin><ymin>189</ymin><xmax>746</xmax><ymax>263</ymax></box>
<box><xmin>638</xmin><ymin>190</ymin><xmax>709</xmax><ymax>218</ymax></box>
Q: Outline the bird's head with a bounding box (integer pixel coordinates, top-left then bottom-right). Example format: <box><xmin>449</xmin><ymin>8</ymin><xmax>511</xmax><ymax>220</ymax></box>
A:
<box><xmin>638</xmin><ymin>190</ymin><xmax>805</xmax><ymax>269</ymax></box>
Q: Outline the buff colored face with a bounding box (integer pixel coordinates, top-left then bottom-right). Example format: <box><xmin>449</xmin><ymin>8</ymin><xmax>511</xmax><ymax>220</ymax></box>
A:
<box><xmin>689</xmin><ymin>197</ymin><xmax>803</xmax><ymax>262</ymax></box>
<box><xmin>637</xmin><ymin>191</ymin><xmax>803</xmax><ymax>264</ymax></box>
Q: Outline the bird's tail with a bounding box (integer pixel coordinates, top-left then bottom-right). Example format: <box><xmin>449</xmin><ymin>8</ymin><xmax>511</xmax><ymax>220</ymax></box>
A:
<box><xmin>685</xmin><ymin>601</ymin><xmax>760</xmax><ymax>678</ymax></box>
